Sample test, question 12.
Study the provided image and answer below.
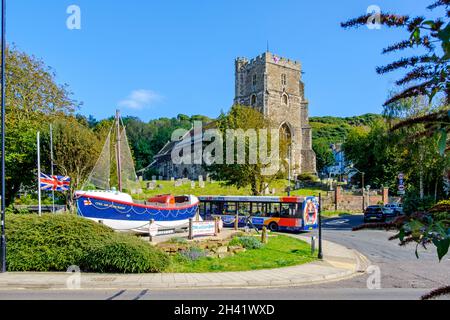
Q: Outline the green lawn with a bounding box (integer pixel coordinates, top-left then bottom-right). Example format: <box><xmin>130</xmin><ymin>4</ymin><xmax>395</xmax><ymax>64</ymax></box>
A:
<box><xmin>165</xmin><ymin>235</ymin><xmax>316</xmax><ymax>273</ymax></box>
<box><xmin>321</xmin><ymin>210</ymin><xmax>361</xmax><ymax>218</ymax></box>
<box><xmin>136</xmin><ymin>179</ymin><xmax>325</xmax><ymax>199</ymax></box>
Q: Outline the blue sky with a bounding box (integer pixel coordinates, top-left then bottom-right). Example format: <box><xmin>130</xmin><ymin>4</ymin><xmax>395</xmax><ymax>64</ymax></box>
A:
<box><xmin>8</xmin><ymin>1</ymin><xmax>434</xmax><ymax>121</ymax></box>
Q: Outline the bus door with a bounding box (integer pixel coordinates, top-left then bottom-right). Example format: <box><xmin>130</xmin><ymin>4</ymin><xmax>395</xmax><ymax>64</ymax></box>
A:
<box><xmin>280</xmin><ymin>203</ymin><xmax>302</xmax><ymax>228</ymax></box>
<box><xmin>250</xmin><ymin>202</ymin><xmax>266</xmax><ymax>226</ymax></box>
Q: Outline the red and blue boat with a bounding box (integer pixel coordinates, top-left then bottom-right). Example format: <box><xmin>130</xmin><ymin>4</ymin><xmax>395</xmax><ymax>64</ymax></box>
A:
<box><xmin>76</xmin><ymin>191</ymin><xmax>199</xmax><ymax>232</ymax></box>
<box><xmin>75</xmin><ymin>110</ymin><xmax>199</xmax><ymax>233</ymax></box>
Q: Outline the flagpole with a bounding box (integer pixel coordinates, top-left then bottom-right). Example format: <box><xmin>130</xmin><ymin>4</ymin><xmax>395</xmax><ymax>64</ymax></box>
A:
<box><xmin>50</xmin><ymin>124</ymin><xmax>54</xmax><ymax>214</ymax></box>
<box><xmin>37</xmin><ymin>131</ymin><xmax>41</xmax><ymax>217</ymax></box>
<box><xmin>0</xmin><ymin>0</ymin><xmax>6</xmax><ymax>273</ymax></box>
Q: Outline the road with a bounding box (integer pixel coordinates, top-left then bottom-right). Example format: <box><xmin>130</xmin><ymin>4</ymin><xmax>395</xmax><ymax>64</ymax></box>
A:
<box><xmin>0</xmin><ymin>215</ymin><xmax>449</xmax><ymax>300</ymax></box>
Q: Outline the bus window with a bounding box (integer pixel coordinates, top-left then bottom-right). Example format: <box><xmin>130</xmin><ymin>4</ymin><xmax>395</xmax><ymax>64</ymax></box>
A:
<box><xmin>267</xmin><ymin>203</ymin><xmax>281</xmax><ymax>217</ymax></box>
<box><xmin>251</xmin><ymin>202</ymin><xmax>265</xmax><ymax>217</ymax></box>
<box><xmin>199</xmin><ymin>202</ymin><xmax>207</xmax><ymax>216</ymax></box>
<box><xmin>281</xmin><ymin>203</ymin><xmax>298</xmax><ymax>217</ymax></box>
<box><xmin>223</xmin><ymin>202</ymin><xmax>237</xmax><ymax>215</ymax></box>
<box><xmin>211</xmin><ymin>202</ymin><xmax>223</xmax><ymax>215</ymax></box>
<box><xmin>238</xmin><ymin>202</ymin><xmax>251</xmax><ymax>216</ymax></box>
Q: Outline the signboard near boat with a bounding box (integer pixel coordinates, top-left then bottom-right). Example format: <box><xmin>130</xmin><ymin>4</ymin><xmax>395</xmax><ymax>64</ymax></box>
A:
<box><xmin>189</xmin><ymin>218</ymin><xmax>222</xmax><ymax>239</ymax></box>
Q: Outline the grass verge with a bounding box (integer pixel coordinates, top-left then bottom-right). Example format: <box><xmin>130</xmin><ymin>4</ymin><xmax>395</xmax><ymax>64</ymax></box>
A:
<box><xmin>166</xmin><ymin>235</ymin><xmax>315</xmax><ymax>273</ymax></box>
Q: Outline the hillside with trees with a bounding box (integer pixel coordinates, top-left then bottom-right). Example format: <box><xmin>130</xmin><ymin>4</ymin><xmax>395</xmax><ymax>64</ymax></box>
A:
<box><xmin>309</xmin><ymin>113</ymin><xmax>384</xmax><ymax>172</ymax></box>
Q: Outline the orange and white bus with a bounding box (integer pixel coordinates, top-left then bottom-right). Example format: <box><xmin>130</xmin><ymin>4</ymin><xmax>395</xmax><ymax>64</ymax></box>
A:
<box><xmin>199</xmin><ymin>195</ymin><xmax>319</xmax><ymax>232</ymax></box>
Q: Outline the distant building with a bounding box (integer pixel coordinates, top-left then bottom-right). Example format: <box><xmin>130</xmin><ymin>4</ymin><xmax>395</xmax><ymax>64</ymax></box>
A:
<box><xmin>323</xmin><ymin>143</ymin><xmax>348</xmax><ymax>178</ymax></box>
<box><xmin>149</xmin><ymin>51</ymin><xmax>317</xmax><ymax>180</ymax></box>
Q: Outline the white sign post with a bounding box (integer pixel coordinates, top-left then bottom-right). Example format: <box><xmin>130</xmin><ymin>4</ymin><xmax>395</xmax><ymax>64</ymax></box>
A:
<box><xmin>148</xmin><ymin>219</ymin><xmax>158</xmax><ymax>242</ymax></box>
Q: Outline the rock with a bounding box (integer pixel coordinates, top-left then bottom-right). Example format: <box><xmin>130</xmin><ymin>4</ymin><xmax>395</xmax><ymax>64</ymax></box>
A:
<box><xmin>233</xmin><ymin>247</ymin><xmax>246</xmax><ymax>254</ymax></box>
<box><xmin>217</xmin><ymin>252</ymin><xmax>232</xmax><ymax>259</ymax></box>
<box><xmin>227</xmin><ymin>246</ymin><xmax>242</xmax><ymax>253</ymax></box>
<box><xmin>216</xmin><ymin>246</ymin><xmax>228</xmax><ymax>254</ymax></box>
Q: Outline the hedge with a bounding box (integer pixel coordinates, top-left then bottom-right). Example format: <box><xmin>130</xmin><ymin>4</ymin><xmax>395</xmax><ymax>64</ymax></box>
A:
<box><xmin>5</xmin><ymin>214</ymin><xmax>169</xmax><ymax>273</ymax></box>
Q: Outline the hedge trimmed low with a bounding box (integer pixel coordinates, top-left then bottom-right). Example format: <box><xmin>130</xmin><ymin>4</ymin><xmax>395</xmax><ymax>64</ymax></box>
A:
<box><xmin>6</xmin><ymin>214</ymin><xmax>169</xmax><ymax>273</ymax></box>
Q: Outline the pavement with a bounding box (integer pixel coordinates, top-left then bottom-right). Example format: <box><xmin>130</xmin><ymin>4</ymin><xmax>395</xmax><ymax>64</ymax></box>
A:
<box><xmin>0</xmin><ymin>233</ymin><xmax>368</xmax><ymax>291</ymax></box>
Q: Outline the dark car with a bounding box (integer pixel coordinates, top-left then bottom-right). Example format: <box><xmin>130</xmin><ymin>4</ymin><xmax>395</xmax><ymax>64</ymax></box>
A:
<box><xmin>364</xmin><ymin>205</ymin><xmax>386</xmax><ymax>222</ymax></box>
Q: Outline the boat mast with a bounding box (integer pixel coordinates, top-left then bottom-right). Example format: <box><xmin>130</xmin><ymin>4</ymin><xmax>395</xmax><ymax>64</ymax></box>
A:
<box><xmin>116</xmin><ymin>109</ymin><xmax>122</xmax><ymax>192</ymax></box>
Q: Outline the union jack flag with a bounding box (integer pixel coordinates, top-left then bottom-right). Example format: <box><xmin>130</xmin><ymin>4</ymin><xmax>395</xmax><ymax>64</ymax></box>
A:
<box><xmin>40</xmin><ymin>173</ymin><xmax>71</xmax><ymax>191</ymax></box>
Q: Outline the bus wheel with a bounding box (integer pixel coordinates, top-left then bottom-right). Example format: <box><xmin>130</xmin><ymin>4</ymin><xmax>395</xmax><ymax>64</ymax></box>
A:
<box><xmin>268</xmin><ymin>222</ymin><xmax>279</xmax><ymax>232</ymax></box>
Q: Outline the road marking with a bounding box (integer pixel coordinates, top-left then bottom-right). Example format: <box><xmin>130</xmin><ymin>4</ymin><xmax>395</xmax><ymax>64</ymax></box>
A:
<box><xmin>325</xmin><ymin>219</ymin><xmax>350</xmax><ymax>226</ymax></box>
<box><xmin>106</xmin><ymin>289</ymin><xmax>126</xmax><ymax>300</ymax></box>
<box><xmin>133</xmin><ymin>289</ymin><xmax>149</xmax><ymax>300</ymax></box>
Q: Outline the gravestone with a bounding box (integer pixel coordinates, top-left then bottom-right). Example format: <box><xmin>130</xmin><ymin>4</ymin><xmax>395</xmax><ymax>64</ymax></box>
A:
<box><xmin>138</xmin><ymin>176</ymin><xmax>143</xmax><ymax>182</ymax></box>
<box><xmin>191</xmin><ymin>181</ymin><xmax>196</xmax><ymax>189</ymax></box>
<box><xmin>171</xmin><ymin>177</ymin><xmax>175</xmax><ymax>182</ymax></box>
<box><xmin>158</xmin><ymin>176</ymin><xmax>162</xmax><ymax>181</ymax></box>
<box><xmin>199</xmin><ymin>181</ymin><xmax>205</xmax><ymax>188</ymax></box>
<box><xmin>174</xmin><ymin>180</ymin><xmax>182</xmax><ymax>187</ymax></box>
<box><xmin>152</xmin><ymin>176</ymin><xmax>156</xmax><ymax>182</ymax></box>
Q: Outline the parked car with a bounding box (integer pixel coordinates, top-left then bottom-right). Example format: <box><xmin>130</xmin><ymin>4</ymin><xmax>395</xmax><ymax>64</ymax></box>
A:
<box><xmin>364</xmin><ymin>206</ymin><xmax>384</xmax><ymax>222</ymax></box>
<box><xmin>364</xmin><ymin>205</ymin><xmax>399</xmax><ymax>222</ymax></box>
<box><xmin>384</xmin><ymin>203</ymin><xmax>404</xmax><ymax>216</ymax></box>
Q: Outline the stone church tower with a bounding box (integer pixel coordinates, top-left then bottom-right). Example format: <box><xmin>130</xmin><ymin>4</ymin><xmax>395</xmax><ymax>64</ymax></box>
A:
<box><xmin>234</xmin><ymin>52</ymin><xmax>316</xmax><ymax>174</ymax></box>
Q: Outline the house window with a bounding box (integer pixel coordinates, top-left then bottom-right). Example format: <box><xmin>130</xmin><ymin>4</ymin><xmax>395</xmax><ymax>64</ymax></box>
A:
<box><xmin>252</xmin><ymin>74</ymin><xmax>257</xmax><ymax>87</ymax></box>
<box><xmin>281</xmin><ymin>74</ymin><xmax>287</xmax><ymax>86</ymax></box>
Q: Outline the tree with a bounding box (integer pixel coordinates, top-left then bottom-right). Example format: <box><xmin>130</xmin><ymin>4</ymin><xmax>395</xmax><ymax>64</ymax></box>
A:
<box><xmin>312</xmin><ymin>139</ymin><xmax>335</xmax><ymax>174</ymax></box>
<box><xmin>2</xmin><ymin>46</ymin><xmax>77</xmax><ymax>205</ymax></box>
<box><xmin>51</xmin><ymin>117</ymin><xmax>101</xmax><ymax>210</ymax></box>
<box><xmin>206</xmin><ymin>105</ymin><xmax>287</xmax><ymax>196</ymax></box>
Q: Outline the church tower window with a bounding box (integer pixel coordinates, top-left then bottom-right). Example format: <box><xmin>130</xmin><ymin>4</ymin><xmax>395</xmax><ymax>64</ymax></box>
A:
<box><xmin>251</xmin><ymin>94</ymin><xmax>257</xmax><ymax>106</ymax></box>
<box><xmin>281</xmin><ymin>74</ymin><xmax>287</xmax><ymax>86</ymax></box>
<box><xmin>282</xmin><ymin>93</ymin><xmax>289</xmax><ymax>105</ymax></box>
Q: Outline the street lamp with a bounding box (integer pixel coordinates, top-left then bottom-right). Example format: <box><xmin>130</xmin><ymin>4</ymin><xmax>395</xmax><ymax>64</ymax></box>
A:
<box><xmin>1</xmin><ymin>0</ymin><xmax>6</xmax><ymax>273</ymax></box>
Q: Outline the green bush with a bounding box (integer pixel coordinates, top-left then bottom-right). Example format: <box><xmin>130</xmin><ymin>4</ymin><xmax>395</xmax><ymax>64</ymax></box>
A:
<box><xmin>229</xmin><ymin>236</ymin><xmax>263</xmax><ymax>249</ymax></box>
<box><xmin>403</xmin><ymin>194</ymin><xmax>436</xmax><ymax>214</ymax></box>
<box><xmin>297</xmin><ymin>174</ymin><xmax>317</xmax><ymax>182</ymax></box>
<box><xmin>82</xmin><ymin>234</ymin><xmax>170</xmax><ymax>273</ymax></box>
<box><xmin>6</xmin><ymin>214</ymin><xmax>169</xmax><ymax>273</ymax></box>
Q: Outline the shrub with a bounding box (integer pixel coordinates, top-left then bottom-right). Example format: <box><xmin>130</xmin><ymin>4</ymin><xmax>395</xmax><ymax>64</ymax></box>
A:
<box><xmin>82</xmin><ymin>234</ymin><xmax>170</xmax><ymax>273</ymax></box>
<box><xmin>179</xmin><ymin>247</ymin><xmax>207</xmax><ymax>262</ymax></box>
<box><xmin>402</xmin><ymin>194</ymin><xmax>436</xmax><ymax>214</ymax></box>
<box><xmin>6</xmin><ymin>214</ymin><xmax>169</xmax><ymax>273</ymax></box>
<box><xmin>229</xmin><ymin>236</ymin><xmax>263</xmax><ymax>249</ymax></box>
<box><xmin>297</xmin><ymin>174</ymin><xmax>317</xmax><ymax>182</ymax></box>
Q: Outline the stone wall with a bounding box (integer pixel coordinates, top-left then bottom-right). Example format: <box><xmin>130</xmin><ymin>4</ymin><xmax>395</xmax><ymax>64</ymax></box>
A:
<box><xmin>320</xmin><ymin>187</ymin><xmax>399</xmax><ymax>212</ymax></box>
